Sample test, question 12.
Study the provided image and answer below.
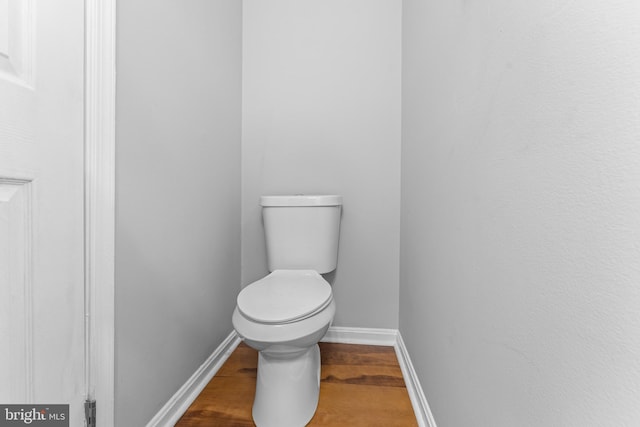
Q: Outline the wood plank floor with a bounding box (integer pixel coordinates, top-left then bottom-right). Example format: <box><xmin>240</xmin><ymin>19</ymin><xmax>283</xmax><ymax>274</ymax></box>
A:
<box><xmin>176</xmin><ymin>342</ymin><xmax>418</xmax><ymax>426</ymax></box>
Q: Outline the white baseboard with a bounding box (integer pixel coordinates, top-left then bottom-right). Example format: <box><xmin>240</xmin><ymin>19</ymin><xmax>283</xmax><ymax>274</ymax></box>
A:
<box><xmin>321</xmin><ymin>326</ymin><xmax>399</xmax><ymax>346</ymax></box>
<box><xmin>395</xmin><ymin>332</ymin><xmax>438</xmax><ymax>427</ymax></box>
<box><xmin>145</xmin><ymin>331</ymin><xmax>241</xmax><ymax>427</ymax></box>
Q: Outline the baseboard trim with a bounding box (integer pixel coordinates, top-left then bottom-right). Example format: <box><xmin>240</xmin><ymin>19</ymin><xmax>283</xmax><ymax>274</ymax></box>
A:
<box><xmin>321</xmin><ymin>326</ymin><xmax>399</xmax><ymax>346</ymax></box>
<box><xmin>395</xmin><ymin>332</ymin><xmax>437</xmax><ymax>427</ymax></box>
<box><xmin>145</xmin><ymin>331</ymin><xmax>241</xmax><ymax>427</ymax></box>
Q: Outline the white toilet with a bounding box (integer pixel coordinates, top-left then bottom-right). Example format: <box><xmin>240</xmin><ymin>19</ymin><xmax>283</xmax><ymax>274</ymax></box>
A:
<box><xmin>232</xmin><ymin>194</ymin><xmax>342</xmax><ymax>427</ymax></box>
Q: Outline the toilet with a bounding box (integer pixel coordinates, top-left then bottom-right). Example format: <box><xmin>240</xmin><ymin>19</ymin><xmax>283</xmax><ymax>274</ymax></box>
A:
<box><xmin>232</xmin><ymin>194</ymin><xmax>342</xmax><ymax>427</ymax></box>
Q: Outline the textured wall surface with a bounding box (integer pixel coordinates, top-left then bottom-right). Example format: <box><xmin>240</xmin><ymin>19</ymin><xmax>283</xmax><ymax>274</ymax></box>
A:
<box><xmin>115</xmin><ymin>1</ymin><xmax>242</xmax><ymax>425</ymax></box>
<box><xmin>242</xmin><ymin>0</ymin><xmax>402</xmax><ymax>328</ymax></box>
<box><xmin>400</xmin><ymin>0</ymin><xmax>640</xmax><ymax>425</ymax></box>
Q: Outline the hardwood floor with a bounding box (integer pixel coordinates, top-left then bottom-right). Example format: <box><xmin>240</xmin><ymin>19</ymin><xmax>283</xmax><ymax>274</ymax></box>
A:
<box><xmin>176</xmin><ymin>342</ymin><xmax>418</xmax><ymax>426</ymax></box>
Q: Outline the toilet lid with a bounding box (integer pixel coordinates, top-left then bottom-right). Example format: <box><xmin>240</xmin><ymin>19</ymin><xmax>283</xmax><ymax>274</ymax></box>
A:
<box><xmin>237</xmin><ymin>270</ymin><xmax>333</xmax><ymax>324</ymax></box>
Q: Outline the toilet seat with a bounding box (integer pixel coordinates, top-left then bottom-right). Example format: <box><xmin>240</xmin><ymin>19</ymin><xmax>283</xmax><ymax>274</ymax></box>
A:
<box><xmin>237</xmin><ymin>270</ymin><xmax>332</xmax><ymax>325</ymax></box>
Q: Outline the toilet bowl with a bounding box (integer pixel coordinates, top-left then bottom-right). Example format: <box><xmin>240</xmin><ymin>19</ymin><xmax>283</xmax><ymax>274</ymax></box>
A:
<box><xmin>232</xmin><ymin>195</ymin><xmax>342</xmax><ymax>427</ymax></box>
<box><xmin>233</xmin><ymin>270</ymin><xmax>336</xmax><ymax>427</ymax></box>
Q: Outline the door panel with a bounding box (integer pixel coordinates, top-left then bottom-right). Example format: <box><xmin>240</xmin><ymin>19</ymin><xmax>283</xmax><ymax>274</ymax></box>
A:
<box><xmin>0</xmin><ymin>0</ymin><xmax>85</xmax><ymax>423</ymax></box>
<box><xmin>0</xmin><ymin>179</ymin><xmax>32</xmax><ymax>402</ymax></box>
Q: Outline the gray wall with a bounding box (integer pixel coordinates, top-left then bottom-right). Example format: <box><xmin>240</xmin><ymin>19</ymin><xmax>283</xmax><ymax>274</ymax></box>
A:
<box><xmin>400</xmin><ymin>0</ymin><xmax>640</xmax><ymax>426</ymax></box>
<box><xmin>241</xmin><ymin>0</ymin><xmax>402</xmax><ymax>328</ymax></box>
<box><xmin>115</xmin><ymin>1</ymin><xmax>242</xmax><ymax>425</ymax></box>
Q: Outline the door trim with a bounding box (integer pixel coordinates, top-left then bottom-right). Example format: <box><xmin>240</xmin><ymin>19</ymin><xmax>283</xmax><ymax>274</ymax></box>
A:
<box><xmin>85</xmin><ymin>0</ymin><xmax>116</xmax><ymax>425</ymax></box>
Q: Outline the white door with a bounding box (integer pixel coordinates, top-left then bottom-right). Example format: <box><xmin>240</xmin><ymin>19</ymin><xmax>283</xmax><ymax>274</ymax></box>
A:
<box><xmin>0</xmin><ymin>0</ymin><xmax>86</xmax><ymax>424</ymax></box>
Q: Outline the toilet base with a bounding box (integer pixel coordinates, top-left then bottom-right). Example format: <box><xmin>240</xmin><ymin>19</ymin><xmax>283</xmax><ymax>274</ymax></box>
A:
<box><xmin>252</xmin><ymin>344</ymin><xmax>321</xmax><ymax>427</ymax></box>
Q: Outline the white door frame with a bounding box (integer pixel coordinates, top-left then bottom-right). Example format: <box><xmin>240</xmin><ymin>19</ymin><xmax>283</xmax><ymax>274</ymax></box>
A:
<box><xmin>85</xmin><ymin>0</ymin><xmax>116</xmax><ymax>425</ymax></box>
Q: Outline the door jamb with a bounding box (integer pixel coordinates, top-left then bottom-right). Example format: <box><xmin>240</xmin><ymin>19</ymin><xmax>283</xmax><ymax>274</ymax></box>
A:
<box><xmin>85</xmin><ymin>0</ymin><xmax>116</xmax><ymax>425</ymax></box>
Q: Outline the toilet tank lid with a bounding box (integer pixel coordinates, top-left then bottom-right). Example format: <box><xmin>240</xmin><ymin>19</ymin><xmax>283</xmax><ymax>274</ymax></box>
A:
<box><xmin>260</xmin><ymin>194</ymin><xmax>342</xmax><ymax>207</ymax></box>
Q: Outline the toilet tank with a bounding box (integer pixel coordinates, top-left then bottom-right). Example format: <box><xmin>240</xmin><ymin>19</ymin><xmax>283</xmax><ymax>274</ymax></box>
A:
<box><xmin>261</xmin><ymin>195</ymin><xmax>342</xmax><ymax>274</ymax></box>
